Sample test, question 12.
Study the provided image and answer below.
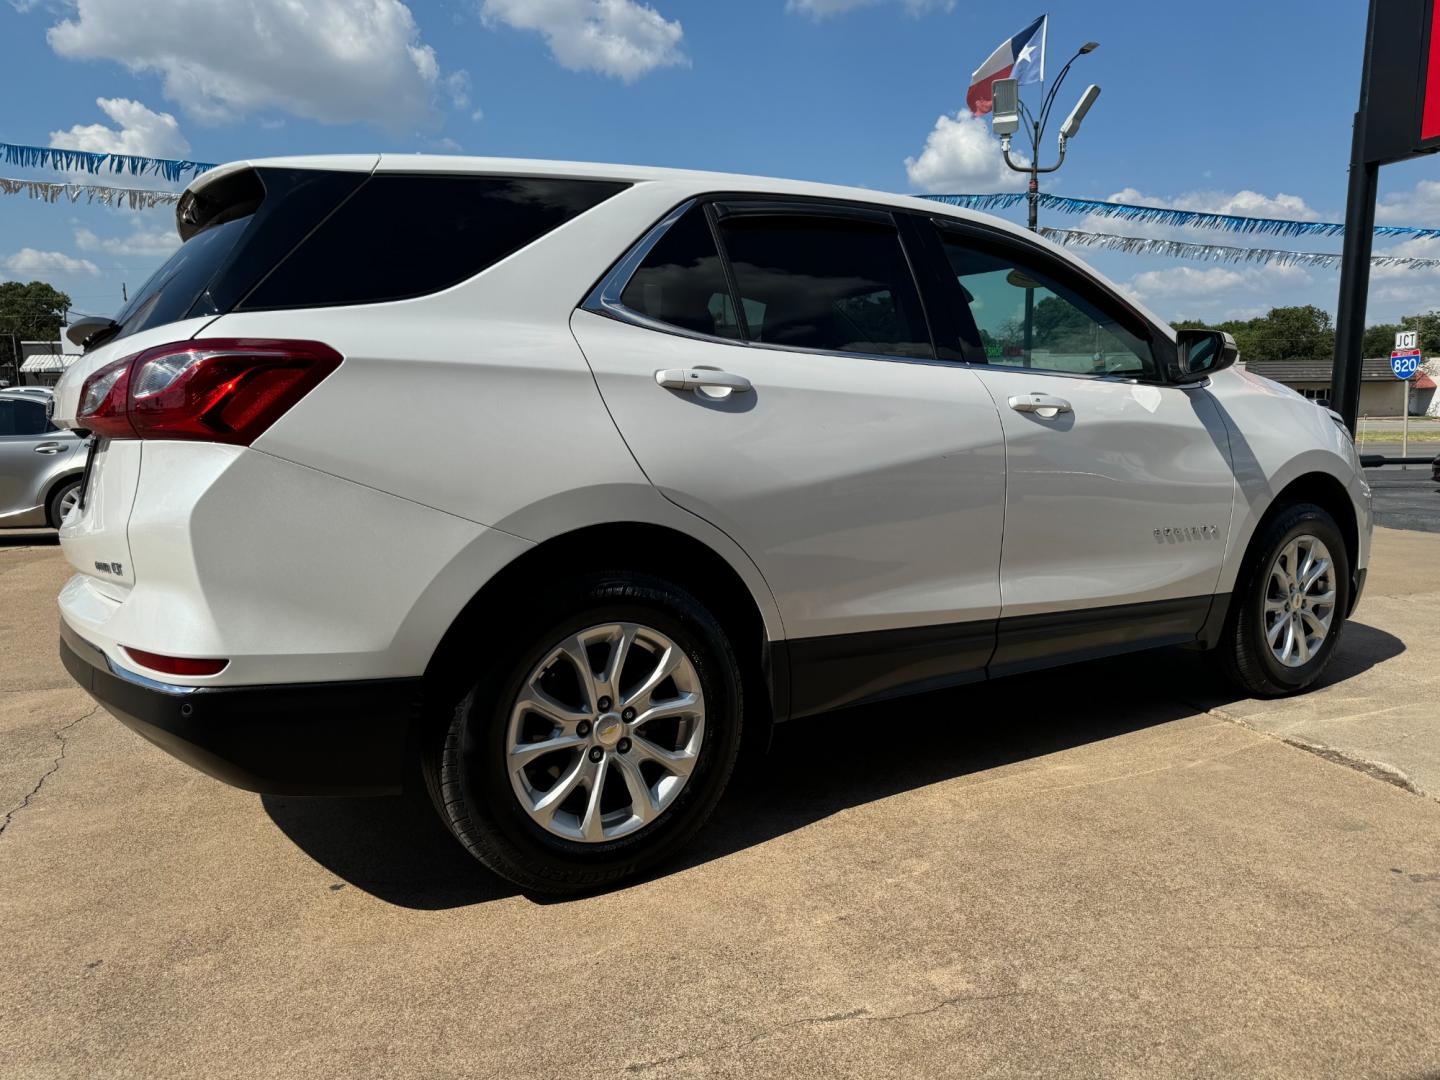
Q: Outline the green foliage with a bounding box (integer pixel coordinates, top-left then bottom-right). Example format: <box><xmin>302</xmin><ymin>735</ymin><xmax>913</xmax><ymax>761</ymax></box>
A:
<box><xmin>1177</xmin><ymin>305</ymin><xmax>1440</xmax><ymax>365</ymax></box>
<box><xmin>1173</xmin><ymin>305</ymin><xmax>1333</xmax><ymax>363</ymax></box>
<box><xmin>1398</xmin><ymin>311</ymin><xmax>1440</xmax><ymax>354</ymax></box>
<box><xmin>0</xmin><ymin>280</ymin><xmax>73</xmax><ymax>377</ymax></box>
<box><xmin>1363</xmin><ymin>322</ymin><xmax>1401</xmax><ymax>358</ymax></box>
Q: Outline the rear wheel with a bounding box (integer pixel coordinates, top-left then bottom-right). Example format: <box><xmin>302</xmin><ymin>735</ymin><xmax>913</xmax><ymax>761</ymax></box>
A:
<box><xmin>1217</xmin><ymin>503</ymin><xmax>1350</xmax><ymax>697</ymax></box>
<box><xmin>46</xmin><ymin>479</ymin><xmax>80</xmax><ymax>528</ymax></box>
<box><xmin>424</xmin><ymin>573</ymin><xmax>743</xmax><ymax>895</ymax></box>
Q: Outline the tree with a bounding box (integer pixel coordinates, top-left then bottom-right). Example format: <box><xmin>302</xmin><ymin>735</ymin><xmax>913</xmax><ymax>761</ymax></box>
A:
<box><xmin>1171</xmin><ymin>305</ymin><xmax>1333</xmax><ymax>363</ymax></box>
<box><xmin>1363</xmin><ymin>322</ymin><xmax>1401</xmax><ymax>358</ymax></box>
<box><xmin>0</xmin><ymin>280</ymin><xmax>72</xmax><ymax>381</ymax></box>
<box><xmin>1398</xmin><ymin>310</ymin><xmax>1440</xmax><ymax>354</ymax></box>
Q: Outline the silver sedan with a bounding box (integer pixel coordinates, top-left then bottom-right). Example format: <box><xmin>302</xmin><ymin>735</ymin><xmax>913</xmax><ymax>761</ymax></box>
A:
<box><xmin>0</xmin><ymin>390</ymin><xmax>88</xmax><ymax>528</ymax></box>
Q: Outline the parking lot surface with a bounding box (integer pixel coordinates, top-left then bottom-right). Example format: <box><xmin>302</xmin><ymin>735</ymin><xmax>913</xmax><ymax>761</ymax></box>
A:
<box><xmin>2</xmin><ymin>528</ymin><xmax>1438</xmax><ymax>1079</ymax></box>
<box><xmin>1369</xmin><ymin>464</ymin><xmax>1440</xmax><ymax>533</ymax></box>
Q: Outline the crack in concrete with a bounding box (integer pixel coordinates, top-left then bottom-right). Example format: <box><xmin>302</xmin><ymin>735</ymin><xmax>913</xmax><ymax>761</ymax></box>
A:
<box><xmin>0</xmin><ymin>684</ymin><xmax>74</xmax><ymax>694</ymax></box>
<box><xmin>1279</xmin><ymin>736</ymin><xmax>1425</xmax><ymax>797</ymax></box>
<box><xmin>0</xmin><ymin>705</ymin><xmax>98</xmax><ymax>840</ymax></box>
<box><xmin>1180</xmin><ymin>699</ymin><xmax>1431</xmax><ymax>801</ymax></box>
<box><xmin>623</xmin><ymin>990</ymin><xmax>1032</xmax><ymax>1074</ymax></box>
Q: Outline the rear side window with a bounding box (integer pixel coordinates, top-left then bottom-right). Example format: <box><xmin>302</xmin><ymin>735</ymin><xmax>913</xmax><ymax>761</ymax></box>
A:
<box><xmin>620</xmin><ymin>205</ymin><xmax>741</xmax><ymax>339</ymax></box>
<box><xmin>242</xmin><ymin>175</ymin><xmax>628</xmax><ymax>310</ymax></box>
<box><xmin>0</xmin><ymin>397</ymin><xmax>50</xmax><ymax>436</ymax></box>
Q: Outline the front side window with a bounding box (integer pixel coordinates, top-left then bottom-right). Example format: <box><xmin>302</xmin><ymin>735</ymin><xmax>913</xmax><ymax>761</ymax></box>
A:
<box><xmin>717</xmin><ymin>214</ymin><xmax>932</xmax><ymax>359</ymax></box>
<box><xmin>939</xmin><ymin>235</ymin><xmax>1156</xmax><ymax>378</ymax></box>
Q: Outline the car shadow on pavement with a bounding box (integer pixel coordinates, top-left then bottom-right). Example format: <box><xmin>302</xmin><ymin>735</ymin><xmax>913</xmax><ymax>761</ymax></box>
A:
<box><xmin>0</xmin><ymin>529</ymin><xmax>58</xmax><ymax>547</ymax></box>
<box><xmin>260</xmin><ymin>621</ymin><xmax>1404</xmax><ymax>910</ymax></box>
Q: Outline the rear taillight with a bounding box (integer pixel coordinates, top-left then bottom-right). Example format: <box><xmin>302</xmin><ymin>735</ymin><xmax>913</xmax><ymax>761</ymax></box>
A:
<box><xmin>77</xmin><ymin>339</ymin><xmax>342</xmax><ymax>445</ymax></box>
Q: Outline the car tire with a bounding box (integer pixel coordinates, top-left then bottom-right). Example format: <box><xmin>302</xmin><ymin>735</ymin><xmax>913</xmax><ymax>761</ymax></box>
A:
<box><xmin>1216</xmin><ymin>502</ymin><xmax>1351</xmax><ymax>698</ymax></box>
<box><xmin>46</xmin><ymin>479</ymin><xmax>81</xmax><ymax>529</ymax></box>
<box><xmin>423</xmin><ymin>572</ymin><xmax>744</xmax><ymax>895</ymax></box>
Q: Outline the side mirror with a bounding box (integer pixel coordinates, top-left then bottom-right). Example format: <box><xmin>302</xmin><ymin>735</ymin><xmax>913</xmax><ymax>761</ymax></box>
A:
<box><xmin>1172</xmin><ymin>329</ymin><xmax>1238</xmax><ymax>384</ymax></box>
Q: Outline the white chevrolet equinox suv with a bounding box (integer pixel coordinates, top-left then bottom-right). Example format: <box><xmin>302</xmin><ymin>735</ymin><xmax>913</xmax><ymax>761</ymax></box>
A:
<box><xmin>52</xmin><ymin>156</ymin><xmax>1372</xmax><ymax>894</ymax></box>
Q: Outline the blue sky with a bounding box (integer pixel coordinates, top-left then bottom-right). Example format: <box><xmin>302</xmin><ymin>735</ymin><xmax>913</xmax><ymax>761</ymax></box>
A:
<box><xmin>2</xmin><ymin>0</ymin><xmax>1439</xmax><ymax>329</ymax></box>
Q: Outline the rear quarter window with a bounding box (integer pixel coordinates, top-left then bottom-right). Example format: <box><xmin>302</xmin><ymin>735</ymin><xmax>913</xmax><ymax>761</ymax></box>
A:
<box><xmin>240</xmin><ymin>175</ymin><xmax>629</xmax><ymax>310</ymax></box>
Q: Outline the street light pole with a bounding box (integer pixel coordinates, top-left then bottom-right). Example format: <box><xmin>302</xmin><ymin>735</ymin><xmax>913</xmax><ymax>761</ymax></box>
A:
<box><xmin>998</xmin><ymin>41</ymin><xmax>1099</xmax><ymax>232</ymax></box>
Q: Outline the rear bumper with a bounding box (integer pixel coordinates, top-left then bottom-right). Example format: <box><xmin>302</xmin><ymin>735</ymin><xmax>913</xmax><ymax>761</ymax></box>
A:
<box><xmin>60</xmin><ymin>621</ymin><xmax>420</xmax><ymax>796</ymax></box>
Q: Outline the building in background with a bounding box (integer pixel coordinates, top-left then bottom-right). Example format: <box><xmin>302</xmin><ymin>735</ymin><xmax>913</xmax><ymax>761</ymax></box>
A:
<box><xmin>16</xmin><ymin>334</ymin><xmax>81</xmax><ymax>388</ymax></box>
<box><xmin>1243</xmin><ymin>358</ymin><xmax>1438</xmax><ymax>417</ymax></box>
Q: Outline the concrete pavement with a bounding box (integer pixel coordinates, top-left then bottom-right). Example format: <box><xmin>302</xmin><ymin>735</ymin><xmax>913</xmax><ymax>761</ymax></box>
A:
<box><xmin>2</xmin><ymin>529</ymin><xmax>1438</xmax><ymax>1079</ymax></box>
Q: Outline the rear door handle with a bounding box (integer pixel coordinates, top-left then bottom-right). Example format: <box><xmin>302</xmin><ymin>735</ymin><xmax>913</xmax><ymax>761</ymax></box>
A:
<box><xmin>1008</xmin><ymin>393</ymin><xmax>1072</xmax><ymax>417</ymax></box>
<box><xmin>654</xmin><ymin>368</ymin><xmax>753</xmax><ymax>393</ymax></box>
<box><xmin>33</xmin><ymin>441</ymin><xmax>65</xmax><ymax>454</ymax></box>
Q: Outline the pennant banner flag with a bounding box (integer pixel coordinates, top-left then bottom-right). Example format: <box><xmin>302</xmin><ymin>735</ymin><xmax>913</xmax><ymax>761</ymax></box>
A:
<box><xmin>1</xmin><ymin>140</ymin><xmax>215</xmax><ymax>183</ymax></box>
<box><xmin>0</xmin><ymin>175</ymin><xmax>183</xmax><ymax>209</ymax></box>
<box><xmin>1036</xmin><ymin>226</ymin><xmax>1440</xmax><ymax>271</ymax></box>
<box><xmin>923</xmin><ymin>192</ymin><xmax>1440</xmax><ymax>239</ymax></box>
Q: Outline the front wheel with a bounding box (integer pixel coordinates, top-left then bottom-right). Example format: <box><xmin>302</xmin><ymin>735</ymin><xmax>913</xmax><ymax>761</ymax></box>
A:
<box><xmin>1217</xmin><ymin>502</ymin><xmax>1351</xmax><ymax>698</ymax></box>
<box><xmin>424</xmin><ymin>573</ymin><xmax>744</xmax><ymax>895</ymax></box>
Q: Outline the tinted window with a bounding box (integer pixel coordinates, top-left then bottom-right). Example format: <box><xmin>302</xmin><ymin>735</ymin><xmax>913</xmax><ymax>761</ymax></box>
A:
<box><xmin>939</xmin><ymin>236</ymin><xmax>1155</xmax><ymax>378</ymax></box>
<box><xmin>620</xmin><ymin>205</ymin><xmax>740</xmax><ymax>339</ymax></box>
<box><xmin>717</xmin><ymin>214</ymin><xmax>932</xmax><ymax>358</ymax></box>
<box><xmin>112</xmin><ymin>215</ymin><xmax>253</xmax><ymax>341</ymax></box>
<box><xmin>243</xmin><ymin>175</ymin><xmax>628</xmax><ymax>310</ymax></box>
<box><xmin>109</xmin><ymin>168</ymin><xmax>362</xmax><ymax>343</ymax></box>
<box><xmin>0</xmin><ymin>398</ymin><xmax>50</xmax><ymax>436</ymax></box>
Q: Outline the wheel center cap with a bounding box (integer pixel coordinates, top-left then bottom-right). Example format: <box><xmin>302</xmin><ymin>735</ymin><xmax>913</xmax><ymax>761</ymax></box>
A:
<box><xmin>594</xmin><ymin>713</ymin><xmax>624</xmax><ymax>748</ymax></box>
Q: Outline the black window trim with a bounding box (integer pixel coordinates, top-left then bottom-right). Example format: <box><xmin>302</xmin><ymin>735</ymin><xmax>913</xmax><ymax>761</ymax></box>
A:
<box><xmin>581</xmin><ymin>192</ymin><xmax>944</xmax><ymax>367</ymax></box>
<box><xmin>922</xmin><ymin>215</ymin><xmax>1179</xmax><ymax>385</ymax></box>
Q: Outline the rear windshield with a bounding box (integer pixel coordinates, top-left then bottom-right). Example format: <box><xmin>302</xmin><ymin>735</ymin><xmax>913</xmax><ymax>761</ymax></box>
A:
<box><xmin>108</xmin><ymin>170</ymin><xmax>627</xmax><ymax>340</ymax></box>
<box><xmin>109</xmin><ymin>215</ymin><xmax>252</xmax><ymax>341</ymax></box>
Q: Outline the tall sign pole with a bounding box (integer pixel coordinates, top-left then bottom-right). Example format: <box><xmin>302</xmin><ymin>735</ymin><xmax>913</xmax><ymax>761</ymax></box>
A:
<box><xmin>1332</xmin><ymin>0</ymin><xmax>1440</xmax><ymax>433</ymax></box>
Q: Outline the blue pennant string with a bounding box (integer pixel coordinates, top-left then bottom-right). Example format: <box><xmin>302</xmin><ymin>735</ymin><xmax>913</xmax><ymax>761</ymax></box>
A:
<box><xmin>921</xmin><ymin>192</ymin><xmax>1440</xmax><ymax>240</ymax></box>
<box><xmin>0</xmin><ymin>140</ymin><xmax>216</xmax><ymax>183</ymax></box>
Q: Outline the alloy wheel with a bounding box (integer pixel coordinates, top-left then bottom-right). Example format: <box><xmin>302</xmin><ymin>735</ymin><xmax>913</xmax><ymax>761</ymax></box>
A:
<box><xmin>57</xmin><ymin>485</ymin><xmax>80</xmax><ymax>524</ymax></box>
<box><xmin>505</xmin><ymin>622</ymin><xmax>705</xmax><ymax>843</ymax></box>
<box><xmin>1263</xmin><ymin>534</ymin><xmax>1337</xmax><ymax>668</ymax></box>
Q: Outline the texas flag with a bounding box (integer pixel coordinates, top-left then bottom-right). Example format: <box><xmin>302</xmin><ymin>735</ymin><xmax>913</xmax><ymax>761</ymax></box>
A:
<box><xmin>967</xmin><ymin>15</ymin><xmax>1047</xmax><ymax>116</ymax></box>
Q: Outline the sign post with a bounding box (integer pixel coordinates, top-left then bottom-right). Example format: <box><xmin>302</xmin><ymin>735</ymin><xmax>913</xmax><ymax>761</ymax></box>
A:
<box><xmin>1332</xmin><ymin>0</ymin><xmax>1440</xmax><ymax>433</ymax></box>
<box><xmin>1391</xmin><ymin>335</ymin><xmax>1421</xmax><ymax>460</ymax></box>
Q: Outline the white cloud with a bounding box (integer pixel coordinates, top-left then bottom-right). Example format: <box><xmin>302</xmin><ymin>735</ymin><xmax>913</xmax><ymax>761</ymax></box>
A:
<box><xmin>1122</xmin><ymin>262</ymin><xmax>1315</xmax><ymax>320</ymax></box>
<box><xmin>74</xmin><ymin>221</ymin><xmax>180</xmax><ymax>258</ymax></box>
<box><xmin>1105</xmin><ymin>186</ymin><xmax>1323</xmax><ymax>221</ymax></box>
<box><xmin>481</xmin><ymin>0</ymin><xmax>686</xmax><ymax>82</ymax></box>
<box><xmin>1376</xmin><ymin>179</ymin><xmax>1440</xmax><ymax>226</ymax></box>
<box><xmin>3</xmin><ymin>249</ymin><xmax>100</xmax><ymax>276</ymax></box>
<box><xmin>445</xmin><ymin>70</ymin><xmax>472</xmax><ymax>110</ymax></box>
<box><xmin>49</xmin><ymin>98</ymin><xmax>189</xmax><ymax>159</ymax></box>
<box><xmin>788</xmin><ymin>0</ymin><xmax>953</xmax><ymax>15</ymax></box>
<box><xmin>904</xmin><ymin>110</ymin><xmax>1025</xmax><ymax>193</ymax></box>
<box><xmin>46</xmin><ymin>0</ymin><xmax>447</xmax><ymax>133</ymax></box>
<box><xmin>1129</xmin><ymin>266</ymin><xmax>1248</xmax><ymax>300</ymax></box>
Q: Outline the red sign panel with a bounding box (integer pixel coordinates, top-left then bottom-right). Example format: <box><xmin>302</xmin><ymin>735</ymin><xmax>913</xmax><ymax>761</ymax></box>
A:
<box><xmin>1424</xmin><ymin>2</ymin><xmax>1440</xmax><ymax>140</ymax></box>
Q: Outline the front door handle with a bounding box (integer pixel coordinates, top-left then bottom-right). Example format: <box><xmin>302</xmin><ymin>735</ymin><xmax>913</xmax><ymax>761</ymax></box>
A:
<box><xmin>33</xmin><ymin>441</ymin><xmax>66</xmax><ymax>454</ymax></box>
<box><xmin>1008</xmin><ymin>393</ymin><xmax>1072</xmax><ymax>418</ymax></box>
<box><xmin>654</xmin><ymin>368</ymin><xmax>753</xmax><ymax>394</ymax></box>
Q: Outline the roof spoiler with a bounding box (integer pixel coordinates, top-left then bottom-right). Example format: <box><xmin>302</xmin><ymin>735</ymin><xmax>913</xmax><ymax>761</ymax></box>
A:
<box><xmin>175</xmin><ymin>162</ymin><xmax>264</xmax><ymax>242</ymax></box>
